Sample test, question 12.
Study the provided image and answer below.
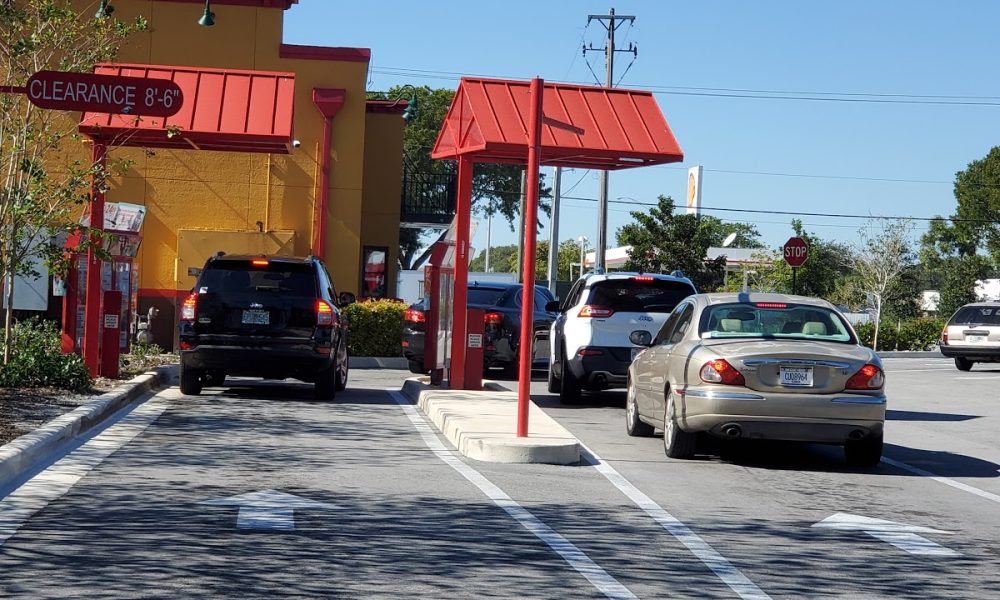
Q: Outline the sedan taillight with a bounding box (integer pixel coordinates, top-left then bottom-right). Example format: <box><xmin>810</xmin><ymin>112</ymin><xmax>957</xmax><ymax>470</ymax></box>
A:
<box><xmin>700</xmin><ymin>359</ymin><xmax>745</xmax><ymax>386</ymax></box>
<box><xmin>404</xmin><ymin>308</ymin><xmax>426</xmax><ymax>323</ymax></box>
<box><xmin>180</xmin><ymin>293</ymin><xmax>198</xmax><ymax>321</ymax></box>
<box><xmin>578</xmin><ymin>305</ymin><xmax>614</xmax><ymax>318</ymax></box>
<box><xmin>846</xmin><ymin>364</ymin><xmax>884</xmax><ymax>390</ymax></box>
<box><xmin>485</xmin><ymin>312</ymin><xmax>504</xmax><ymax>325</ymax></box>
<box><xmin>316</xmin><ymin>299</ymin><xmax>335</xmax><ymax>327</ymax></box>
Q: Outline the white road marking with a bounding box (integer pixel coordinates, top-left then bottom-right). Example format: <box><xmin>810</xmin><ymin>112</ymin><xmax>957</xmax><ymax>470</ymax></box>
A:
<box><xmin>882</xmin><ymin>457</ymin><xmax>1000</xmax><ymax>504</ymax></box>
<box><xmin>812</xmin><ymin>513</ymin><xmax>957</xmax><ymax>557</ymax></box>
<box><xmin>0</xmin><ymin>396</ymin><xmax>168</xmax><ymax>546</ymax></box>
<box><xmin>952</xmin><ymin>376</ymin><xmax>1000</xmax><ymax>380</ymax></box>
<box><xmin>580</xmin><ymin>445</ymin><xmax>771</xmax><ymax>600</ymax></box>
<box><xmin>201</xmin><ymin>489</ymin><xmax>339</xmax><ymax>530</ymax></box>
<box><xmin>387</xmin><ymin>390</ymin><xmax>636</xmax><ymax>600</ymax></box>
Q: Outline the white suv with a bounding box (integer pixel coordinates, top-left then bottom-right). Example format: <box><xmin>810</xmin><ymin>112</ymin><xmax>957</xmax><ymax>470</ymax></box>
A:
<box><xmin>547</xmin><ymin>271</ymin><xmax>697</xmax><ymax>403</ymax></box>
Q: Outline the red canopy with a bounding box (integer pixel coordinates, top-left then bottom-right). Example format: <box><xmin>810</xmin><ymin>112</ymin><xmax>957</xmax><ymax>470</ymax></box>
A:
<box><xmin>79</xmin><ymin>63</ymin><xmax>295</xmax><ymax>154</ymax></box>
<box><xmin>431</xmin><ymin>77</ymin><xmax>683</xmax><ymax>168</ymax></box>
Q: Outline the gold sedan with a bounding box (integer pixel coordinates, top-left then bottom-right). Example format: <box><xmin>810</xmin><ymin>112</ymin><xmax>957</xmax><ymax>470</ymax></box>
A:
<box><xmin>625</xmin><ymin>293</ymin><xmax>886</xmax><ymax>466</ymax></box>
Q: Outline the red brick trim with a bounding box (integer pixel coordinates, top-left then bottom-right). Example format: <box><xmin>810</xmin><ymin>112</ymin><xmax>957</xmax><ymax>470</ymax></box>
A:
<box><xmin>151</xmin><ymin>0</ymin><xmax>298</xmax><ymax>9</ymax></box>
<box><xmin>366</xmin><ymin>100</ymin><xmax>407</xmax><ymax>115</ymax></box>
<box><xmin>279</xmin><ymin>44</ymin><xmax>371</xmax><ymax>63</ymax></box>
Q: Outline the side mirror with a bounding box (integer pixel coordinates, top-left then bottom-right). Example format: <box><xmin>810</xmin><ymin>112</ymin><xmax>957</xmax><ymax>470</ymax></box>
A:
<box><xmin>629</xmin><ymin>330</ymin><xmax>653</xmax><ymax>347</ymax></box>
<box><xmin>544</xmin><ymin>300</ymin><xmax>561</xmax><ymax>312</ymax></box>
<box><xmin>338</xmin><ymin>291</ymin><xmax>356</xmax><ymax>307</ymax></box>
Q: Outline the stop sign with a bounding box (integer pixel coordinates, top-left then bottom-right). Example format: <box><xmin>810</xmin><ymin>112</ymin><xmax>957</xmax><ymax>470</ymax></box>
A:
<box><xmin>783</xmin><ymin>236</ymin><xmax>809</xmax><ymax>268</ymax></box>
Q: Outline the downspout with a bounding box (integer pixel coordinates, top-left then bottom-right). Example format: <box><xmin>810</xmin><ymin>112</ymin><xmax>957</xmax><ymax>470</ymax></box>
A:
<box><xmin>311</xmin><ymin>88</ymin><xmax>346</xmax><ymax>258</ymax></box>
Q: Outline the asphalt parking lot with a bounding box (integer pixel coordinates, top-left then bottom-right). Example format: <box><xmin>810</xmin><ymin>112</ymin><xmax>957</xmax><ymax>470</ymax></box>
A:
<box><xmin>0</xmin><ymin>357</ymin><xmax>997</xmax><ymax>598</ymax></box>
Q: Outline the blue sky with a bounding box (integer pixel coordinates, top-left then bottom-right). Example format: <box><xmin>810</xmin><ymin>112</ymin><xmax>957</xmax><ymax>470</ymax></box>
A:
<box><xmin>283</xmin><ymin>1</ymin><xmax>1000</xmax><ymax>257</ymax></box>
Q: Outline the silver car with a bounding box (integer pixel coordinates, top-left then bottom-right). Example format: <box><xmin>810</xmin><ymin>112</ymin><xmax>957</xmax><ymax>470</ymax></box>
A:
<box><xmin>626</xmin><ymin>293</ymin><xmax>886</xmax><ymax>466</ymax></box>
<box><xmin>939</xmin><ymin>302</ymin><xmax>1000</xmax><ymax>371</ymax></box>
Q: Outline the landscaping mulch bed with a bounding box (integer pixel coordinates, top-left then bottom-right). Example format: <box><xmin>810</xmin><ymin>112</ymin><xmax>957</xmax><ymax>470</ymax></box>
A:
<box><xmin>0</xmin><ymin>354</ymin><xmax>177</xmax><ymax>447</ymax></box>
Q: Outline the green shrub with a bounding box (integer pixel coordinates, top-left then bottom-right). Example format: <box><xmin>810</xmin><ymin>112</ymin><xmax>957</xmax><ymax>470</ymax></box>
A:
<box><xmin>0</xmin><ymin>317</ymin><xmax>92</xmax><ymax>391</ymax></box>
<box><xmin>854</xmin><ymin>317</ymin><xmax>944</xmax><ymax>351</ymax></box>
<box><xmin>343</xmin><ymin>299</ymin><xmax>406</xmax><ymax>357</ymax></box>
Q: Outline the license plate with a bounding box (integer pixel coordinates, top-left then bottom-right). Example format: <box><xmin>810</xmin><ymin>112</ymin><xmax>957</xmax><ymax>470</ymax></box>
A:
<box><xmin>967</xmin><ymin>334</ymin><xmax>986</xmax><ymax>343</ymax></box>
<box><xmin>780</xmin><ymin>366</ymin><xmax>813</xmax><ymax>387</ymax></box>
<box><xmin>242</xmin><ymin>309</ymin><xmax>270</xmax><ymax>325</ymax></box>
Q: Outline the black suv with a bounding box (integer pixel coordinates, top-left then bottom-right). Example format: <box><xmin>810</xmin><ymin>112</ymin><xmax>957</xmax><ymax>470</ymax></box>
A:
<box><xmin>178</xmin><ymin>254</ymin><xmax>351</xmax><ymax>399</ymax></box>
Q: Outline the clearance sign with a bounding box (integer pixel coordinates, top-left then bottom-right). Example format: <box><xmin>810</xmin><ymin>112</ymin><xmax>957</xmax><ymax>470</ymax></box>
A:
<box><xmin>26</xmin><ymin>70</ymin><xmax>183</xmax><ymax>117</ymax></box>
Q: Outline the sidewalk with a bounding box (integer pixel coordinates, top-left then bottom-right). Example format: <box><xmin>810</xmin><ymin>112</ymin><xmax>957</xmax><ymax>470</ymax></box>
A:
<box><xmin>401</xmin><ymin>379</ymin><xmax>581</xmax><ymax>465</ymax></box>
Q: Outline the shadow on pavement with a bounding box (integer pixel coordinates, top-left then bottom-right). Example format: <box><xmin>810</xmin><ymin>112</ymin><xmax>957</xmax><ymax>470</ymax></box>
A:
<box><xmin>886</xmin><ymin>409</ymin><xmax>980</xmax><ymax>422</ymax></box>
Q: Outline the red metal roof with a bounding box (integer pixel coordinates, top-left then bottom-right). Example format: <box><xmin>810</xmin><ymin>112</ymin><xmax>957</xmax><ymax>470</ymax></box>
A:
<box><xmin>79</xmin><ymin>64</ymin><xmax>295</xmax><ymax>154</ymax></box>
<box><xmin>431</xmin><ymin>77</ymin><xmax>683</xmax><ymax>169</ymax></box>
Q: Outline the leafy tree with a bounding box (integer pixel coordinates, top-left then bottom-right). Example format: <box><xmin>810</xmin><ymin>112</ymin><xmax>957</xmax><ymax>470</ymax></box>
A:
<box><xmin>469</xmin><ymin>239</ymin><xmax>585</xmax><ymax>283</ymax></box>
<box><xmin>0</xmin><ymin>2</ymin><xmax>145</xmax><ymax>363</ymax></box>
<box><xmin>847</xmin><ymin>220</ymin><xmax>916</xmax><ymax>350</ymax></box>
<box><xmin>380</xmin><ymin>86</ymin><xmax>551</xmax><ymax>269</ymax></box>
<box><xmin>615</xmin><ymin>196</ymin><xmax>764</xmax><ymax>291</ymax></box>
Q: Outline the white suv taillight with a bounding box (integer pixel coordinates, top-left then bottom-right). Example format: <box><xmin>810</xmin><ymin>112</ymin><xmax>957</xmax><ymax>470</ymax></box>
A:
<box><xmin>181</xmin><ymin>293</ymin><xmax>198</xmax><ymax>321</ymax></box>
<box><xmin>316</xmin><ymin>299</ymin><xmax>335</xmax><ymax>327</ymax></box>
<box><xmin>578</xmin><ymin>305</ymin><xmax>614</xmax><ymax>318</ymax></box>
<box><xmin>941</xmin><ymin>328</ymin><xmax>948</xmax><ymax>345</ymax></box>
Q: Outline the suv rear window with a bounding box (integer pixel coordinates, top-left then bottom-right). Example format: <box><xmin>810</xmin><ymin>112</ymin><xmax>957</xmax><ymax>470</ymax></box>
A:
<box><xmin>585</xmin><ymin>278</ymin><xmax>695</xmax><ymax>313</ymax></box>
<box><xmin>198</xmin><ymin>260</ymin><xmax>316</xmax><ymax>296</ymax></box>
<box><xmin>950</xmin><ymin>305</ymin><xmax>1000</xmax><ymax>325</ymax></box>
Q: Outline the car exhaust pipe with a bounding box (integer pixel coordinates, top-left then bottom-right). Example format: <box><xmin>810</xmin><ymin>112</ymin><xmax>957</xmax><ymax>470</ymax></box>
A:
<box><xmin>721</xmin><ymin>424</ymin><xmax>742</xmax><ymax>439</ymax></box>
<box><xmin>847</xmin><ymin>429</ymin><xmax>865</xmax><ymax>441</ymax></box>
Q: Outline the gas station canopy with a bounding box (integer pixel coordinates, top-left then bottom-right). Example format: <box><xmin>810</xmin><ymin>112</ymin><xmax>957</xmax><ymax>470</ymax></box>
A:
<box><xmin>431</xmin><ymin>77</ymin><xmax>684</xmax><ymax>168</ymax></box>
<box><xmin>79</xmin><ymin>63</ymin><xmax>295</xmax><ymax>154</ymax></box>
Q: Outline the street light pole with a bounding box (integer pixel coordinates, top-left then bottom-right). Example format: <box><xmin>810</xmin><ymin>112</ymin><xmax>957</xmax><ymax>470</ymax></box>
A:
<box><xmin>577</xmin><ymin>235</ymin><xmax>588</xmax><ymax>279</ymax></box>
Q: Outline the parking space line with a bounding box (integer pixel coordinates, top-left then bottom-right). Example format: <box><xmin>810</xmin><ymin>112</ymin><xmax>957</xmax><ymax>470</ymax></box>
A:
<box><xmin>882</xmin><ymin>457</ymin><xmax>1000</xmax><ymax>505</ymax></box>
<box><xmin>387</xmin><ymin>390</ymin><xmax>636</xmax><ymax>600</ymax></box>
<box><xmin>0</xmin><ymin>396</ymin><xmax>168</xmax><ymax>546</ymax></box>
<box><xmin>580</xmin><ymin>445</ymin><xmax>770</xmax><ymax>600</ymax></box>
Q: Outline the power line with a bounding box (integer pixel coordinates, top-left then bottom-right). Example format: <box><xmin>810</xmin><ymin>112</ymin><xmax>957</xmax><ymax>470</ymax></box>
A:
<box><xmin>559</xmin><ymin>194</ymin><xmax>989</xmax><ymax>223</ymax></box>
<box><xmin>369</xmin><ymin>65</ymin><xmax>1000</xmax><ymax>107</ymax></box>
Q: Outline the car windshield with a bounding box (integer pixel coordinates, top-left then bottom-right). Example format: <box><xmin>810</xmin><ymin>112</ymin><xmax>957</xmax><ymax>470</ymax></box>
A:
<box><xmin>199</xmin><ymin>260</ymin><xmax>316</xmax><ymax>296</ymax></box>
<box><xmin>468</xmin><ymin>287</ymin><xmax>507</xmax><ymax>306</ymax></box>
<box><xmin>700</xmin><ymin>302</ymin><xmax>854</xmax><ymax>343</ymax></box>
<box><xmin>950</xmin><ymin>306</ymin><xmax>1000</xmax><ymax>325</ymax></box>
<box><xmin>585</xmin><ymin>278</ymin><xmax>695</xmax><ymax>313</ymax></box>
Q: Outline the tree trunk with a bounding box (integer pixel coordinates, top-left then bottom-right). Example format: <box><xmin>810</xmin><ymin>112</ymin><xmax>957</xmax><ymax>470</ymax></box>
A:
<box><xmin>3</xmin><ymin>263</ymin><xmax>14</xmax><ymax>365</ymax></box>
<box><xmin>871</xmin><ymin>294</ymin><xmax>882</xmax><ymax>352</ymax></box>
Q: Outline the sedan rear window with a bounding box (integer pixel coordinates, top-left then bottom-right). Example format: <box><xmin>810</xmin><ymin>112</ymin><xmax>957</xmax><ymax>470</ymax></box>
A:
<box><xmin>950</xmin><ymin>306</ymin><xmax>1000</xmax><ymax>325</ymax></box>
<box><xmin>198</xmin><ymin>260</ymin><xmax>316</xmax><ymax>296</ymax></box>
<box><xmin>585</xmin><ymin>279</ymin><xmax>695</xmax><ymax>313</ymax></box>
<box><xmin>467</xmin><ymin>287</ymin><xmax>507</xmax><ymax>306</ymax></box>
<box><xmin>701</xmin><ymin>303</ymin><xmax>854</xmax><ymax>343</ymax></box>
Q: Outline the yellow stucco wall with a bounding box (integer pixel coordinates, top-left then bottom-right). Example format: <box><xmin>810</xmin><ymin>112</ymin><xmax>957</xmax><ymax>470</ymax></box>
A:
<box><xmin>362</xmin><ymin>111</ymin><xmax>405</xmax><ymax>298</ymax></box>
<box><xmin>83</xmin><ymin>0</ymin><xmax>373</xmax><ymax>297</ymax></box>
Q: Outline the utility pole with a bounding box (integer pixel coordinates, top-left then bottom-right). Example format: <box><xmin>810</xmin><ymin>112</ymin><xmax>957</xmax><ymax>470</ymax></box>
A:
<box><xmin>484</xmin><ymin>206</ymin><xmax>492</xmax><ymax>273</ymax></box>
<box><xmin>515</xmin><ymin>169</ymin><xmax>527</xmax><ymax>282</ymax></box>
<box><xmin>547</xmin><ymin>166</ymin><xmax>562</xmax><ymax>294</ymax></box>
<box><xmin>584</xmin><ymin>7</ymin><xmax>636</xmax><ymax>272</ymax></box>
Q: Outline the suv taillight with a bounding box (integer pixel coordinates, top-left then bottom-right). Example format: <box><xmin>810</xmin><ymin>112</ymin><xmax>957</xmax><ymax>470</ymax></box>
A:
<box><xmin>941</xmin><ymin>328</ymin><xmax>948</xmax><ymax>345</ymax></box>
<box><xmin>578</xmin><ymin>305</ymin><xmax>614</xmax><ymax>318</ymax></box>
<box><xmin>700</xmin><ymin>359</ymin><xmax>745</xmax><ymax>386</ymax></box>
<box><xmin>846</xmin><ymin>364</ymin><xmax>884</xmax><ymax>390</ymax></box>
<box><xmin>181</xmin><ymin>293</ymin><xmax>198</xmax><ymax>321</ymax></box>
<box><xmin>316</xmin><ymin>299</ymin><xmax>335</xmax><ymax>327</ymax></box>
<box><xmin>404</xmin><ymin>308</ymin><xmax>426</xmax><ymax>323</ymax></box>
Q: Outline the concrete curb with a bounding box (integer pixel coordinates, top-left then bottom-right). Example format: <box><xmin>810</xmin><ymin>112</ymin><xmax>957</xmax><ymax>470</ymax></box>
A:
<box><xmin>0</xmin><ymin>365</ymin><xmax>175</xmax><ymax>493</ymax></box>
<box><xmin>350</xmin><ymin>356</ymin><xmax>409</xmax><ymax>369</ymax></box>
<box><xmin>401</xmin><ymin>378</ymin><xmax>580</xmax><ymax>465</ymax></box>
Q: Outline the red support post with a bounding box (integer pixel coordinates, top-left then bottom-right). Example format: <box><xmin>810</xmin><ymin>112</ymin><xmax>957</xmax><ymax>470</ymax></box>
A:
<box><xmin>517</xmin><ymin>77</ymin><xmax>544</xmax><ymax>437</ymax></box>
<box><xmin>449</xmin><ymin>156</ymin><xmax>474</xmax><ymax>389</ymax></box>
<box><xmin>82</xmin><ymin>140</ymin><xmax>107</xmax><ymax>377</ymax></box>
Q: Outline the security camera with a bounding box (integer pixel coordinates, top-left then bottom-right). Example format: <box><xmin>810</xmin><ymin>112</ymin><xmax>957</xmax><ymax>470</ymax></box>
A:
<box><xmin>292</xmin><ymin>139</ymin><xmax>301</xmax><ymax>148</ymax></box>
